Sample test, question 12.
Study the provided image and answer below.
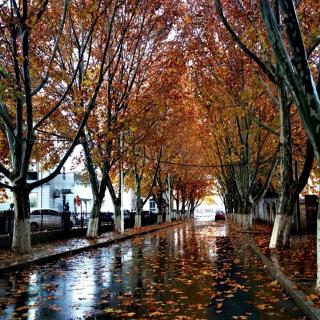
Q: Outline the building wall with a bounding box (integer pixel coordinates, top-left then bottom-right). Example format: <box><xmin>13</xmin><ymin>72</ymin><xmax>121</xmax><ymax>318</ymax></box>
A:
<box><xmin>0</xmin><ymin>170</ymin><xmax>157</xmax><ymax>214</ymax></box>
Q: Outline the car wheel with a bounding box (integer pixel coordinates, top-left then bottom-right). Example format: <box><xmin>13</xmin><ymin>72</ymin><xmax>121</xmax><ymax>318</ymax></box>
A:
<box><xmin>31</xmin><ymin>222</ymin><xmax>39</xmax><ymax>232</ymax></box>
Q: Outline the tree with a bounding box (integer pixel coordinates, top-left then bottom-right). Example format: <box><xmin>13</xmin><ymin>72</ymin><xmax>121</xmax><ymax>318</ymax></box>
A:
<box><xmin>125</xmin><ymin>41</ymin><xmax>192</xmax><ymax>226</ymax></box>
<box><xmin>214</xmin><ymin>0</ymin><xmax>317</xmax><ymax>245</ymax></box>
<box><xmin>183</xmin><ymin>9</ymin><xmax>279</xmax><ymax>229</ymax></box>
<box><xmin>0</xmin><ymin>0</ymin><xmax>104</xmax><ymax>252</ymax></box>
<box><xmin>258</xmin><ymin>1</ymin><xmax>320</xmax><ymax>163</ymax></box>
<box><xmin>82</xmin><ymin>0</ymin><xmax>181</xmax><ymax>236</ymax></box>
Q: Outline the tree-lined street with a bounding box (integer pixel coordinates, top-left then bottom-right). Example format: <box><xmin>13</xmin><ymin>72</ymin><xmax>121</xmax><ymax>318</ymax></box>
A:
<box><xmin>1</xmin><ymin>0</ymin><xmax>320</xmax><ymax>318</ymax></box>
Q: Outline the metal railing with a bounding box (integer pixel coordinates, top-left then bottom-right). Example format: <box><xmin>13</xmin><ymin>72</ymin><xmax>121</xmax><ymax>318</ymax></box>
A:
<box><xmin>0</xmin><ymin>210</ymin><xmax>159</xmax><ymax>236</ymax></box>
<box><xmin>0</xmin><ymin>210</ymin><xmax>14</xmax><ymax>235</ymax></box>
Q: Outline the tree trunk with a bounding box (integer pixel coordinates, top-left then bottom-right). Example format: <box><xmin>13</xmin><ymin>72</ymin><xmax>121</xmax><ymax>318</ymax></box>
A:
<box><xmin>240</xmin><ymin>212</ymin><xmax>253</xmax><ymax>230</ymax></box>
<box><xmin>157</xmin><ymin>194</ymin><xmax>163</xmax><ymax>224</ymax></box>
<box><xmin>269</xmin><ymin>213</ymin><xmax>293</xmax><ymax>249</ymax></box>
<box><xmin>181</xmin><ymin>197</ymin><xmax>186</xmax><ymax>220</ymax></box>
<box><xmin>190</xmin><ymin>204</ymin><xmax>195</xmax><ymax>218</ymax></box>
<box><xmin>316</xmin><ymin>205</ymin><xmax>320</xmax><ymax>290</ymax></box>
<box><xmin>135</xmin><ymin>198</ymin><xmax>143</xmax><ymax>228</ymax></box>
<box><xmin>134</xmin><ymin>180</ymin><xmax>143</xmax><ymax>228</ymax></box>
<box><xmin>87</xmin><ymin>198</ymin><xmax>102</xmax><ymax>238</ymax></box>
<box><xmin>237</xmin><ymin>199</ymin><xmax>253</xmax><ymax>230</ymax></box>
<box><xmin>162</xmin><ymin>206</ymin><xmax>166</xmax><ymax>223</ymax></box>
<box><xmin>223</xmin><ymin>193</ymin><xmax>234</xmax><ymax>214</ymax></box>
<box><xmin>165</xmin><ymin>206</ymin><xmax>171</xmax><ymax>222</ymax></box>
<box><xmin>270</xmin><ymin>86</ymin><xmax>294</xmax><ymax>248</ymax></box>
<box><xmin>114</xmin><ymin>200</ymin><xmax>121</xmax><ymax>232</ymax></box>
<box><xmin>12</xmin><ymin>187</ymin><xmax>31</xmax><ymax>253</ymax></box>
<box><xmin>186</xmin><ymin>204</ymin><xmax>190</xmax><ymax>219</ymax></box>
<box><xmin>269</xmin><ymin>188</ymin><xmax>295</xmax><ymax>248</ymax></box>
<box><xmin>82</xmin><ymin>139</ymin><xmax>105</xmax><ymax>239</ymax></box>
<box><xmin>176</xmin><ymin>194</ymin><xmax>180</xmax><ymax>220</ymax></box>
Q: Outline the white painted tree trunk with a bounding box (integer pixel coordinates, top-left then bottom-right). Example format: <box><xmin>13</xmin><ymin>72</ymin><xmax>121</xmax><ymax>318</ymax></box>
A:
<box><xmin>240</xmin><ymin>213</ymin><xmax>252</xmax><ymax>230</ymax></box>
<box><xmin>269</xmin><ymin>214</ymin><xmax>281</xmax><ymax>248</ymax></box>
<box><xmin>166</xmin><ymin>212</ymin><xmax>171</xmax><ymax>222</ymax></box>
<box><xmin>114</xmin><ymin>215</ymin><xmax>121</xmax><ymax>232</ymax></box>
<box><xmin>134</xmin><ymin>214</ymin><xmax>141</xmax><ymax>228</ymax></box>
<box><xmin>12</xmin><ymin>189</ymin><xmax>31</xmax><ymax>253</ymax></box>
<box><xmin>317</xmin><ymin>215</ymin><xmax>320</xmax><ymax>290</ymax></box>
<box><xmin>87</xmin><ymin>218</ymin><xmax>99</xmax><ymax>238</ymax></box>
<box><xmin>269</xmin><ymin>214</ymin><xmax>292</xmax><ymax>249</ymax></box>
<box><xmin>258</xmin><ymin>201</ymin><xmax>264</xmax><ymax>221</ymax></box>
<box><xmin>12</xmin><ymin>219</ymin><xmax>31</xmax><ymax>253</ymax></box>
<box><xmin>157</xmin><ymin>214</ymin><xmax>162</xmax><ymax>224</ymax></box>
<box><xmin>233</xmin><ymin>213</ymin><xmax>240</xmax><ymax>224</ymax></box>
<box><xmin>86</xmin><ymin>199</ymin><xmax>102</xmax><ymax>238</ymax></box>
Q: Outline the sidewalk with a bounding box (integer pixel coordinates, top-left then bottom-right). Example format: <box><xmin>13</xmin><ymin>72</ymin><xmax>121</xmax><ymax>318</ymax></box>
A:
<box><xmin>227</xmin><ymin>218</ymin><xmax>320</xmax><ymax>320</ymax></box>
<box><xmin>0</xmin><ymin>221</ymin><xmax>183</xmax><ymax>274</ymax></box>
<box><xmin>252</xmin><ymin>222</ymin><xmax>316</xmax><ymax>291</ymax></box>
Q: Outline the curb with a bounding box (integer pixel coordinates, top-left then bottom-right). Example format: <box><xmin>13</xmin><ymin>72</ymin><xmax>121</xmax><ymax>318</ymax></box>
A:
<box><xmin>249</xmin><ymin>242</ymin><xmax>320</xmax><ymax>320</ymax></box>
<box><xmin>0</xmin><ymin>221</ymin><xmax>185</xmax><ymax>274</ymax></box>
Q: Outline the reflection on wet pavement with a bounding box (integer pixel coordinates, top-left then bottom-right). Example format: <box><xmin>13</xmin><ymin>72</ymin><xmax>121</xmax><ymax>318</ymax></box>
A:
<box><xmin>0</xmin><ymin>221</ymin><xmax>307</xmax><ymax>319</ymax></box>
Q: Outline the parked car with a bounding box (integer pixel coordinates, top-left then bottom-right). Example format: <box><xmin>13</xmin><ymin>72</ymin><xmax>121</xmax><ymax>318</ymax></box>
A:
<box><xmin>94</xmin><ymin>210</ymin><xmax>133</xmax><ymax>227</ymax></box>
<box><xmin>215</xmin><ymin>211</ymin><xmax>225</xmax><ymax>221</ymax></box>
<box><xmin>100</xmin><ymin>212</ymin><xmax>114</xmax><ymax>225</ymax></box>
<box><xmin>30</xmin><ymin>208</ymin><xmax>76</xmax><ymax>231</ymax></box>
<box><xmin>195</xmin><ymin>209</ymin><xmax>215</xmax><ymax>221</ymax></box>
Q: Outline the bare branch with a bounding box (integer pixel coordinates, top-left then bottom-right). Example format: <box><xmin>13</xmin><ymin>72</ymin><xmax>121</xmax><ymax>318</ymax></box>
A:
<box><xmin>33</xmin><ymin>14</ymin><xmax>99</xmax><ymax>131</ymax></box>
<box><xmin>143</xmin><ymin>146</ymin><xmax>163</xmax><ymax>206</ymax></box>
<box><xmin>31</xmin><ymin>0</ymin><xmax>70</xmax><ymax>96</ymax></box>
<box><xmin>0</xmin><ymin>180</ymin><xmax>13</xmax><ymax>190</ymax></box>
<box><xmin>215</xmin><ymin>0</ymin><xmax>276</xmax><ymax>84</ymax></box>
<box><xmin>250</xmin><ymin>114</ymin><xmax>279</xmax><ymax>136</ymax></box>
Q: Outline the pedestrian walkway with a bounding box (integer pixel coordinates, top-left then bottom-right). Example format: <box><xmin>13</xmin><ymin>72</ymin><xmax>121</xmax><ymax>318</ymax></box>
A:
<box><xmin>0</xmin><ymin>221</ymin><xmax>183</xmax><ymax>273</ymax></box>
<box><xmin>227</xmin><ymin>218</ymin><xmax>320</xmax><ymax>320</ymax></box>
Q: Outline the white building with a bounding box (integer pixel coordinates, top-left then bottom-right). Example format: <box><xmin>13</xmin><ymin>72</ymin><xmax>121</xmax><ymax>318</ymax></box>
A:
<box><xmin>0</xmin><ymin>169</ymin><xmax>155</xmax><ymax>214</ymax></box>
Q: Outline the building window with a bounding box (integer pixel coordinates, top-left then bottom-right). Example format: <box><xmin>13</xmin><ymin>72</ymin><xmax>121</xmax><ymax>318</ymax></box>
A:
<box><xmin>29</xmin><ymin>193</ymin><xmax>38</xmax><ymax>208</ymax></box>
<box><xmin>150</xmin><ymin>200</ymin><xmax>156</xmax><ymax>211</ymax></box>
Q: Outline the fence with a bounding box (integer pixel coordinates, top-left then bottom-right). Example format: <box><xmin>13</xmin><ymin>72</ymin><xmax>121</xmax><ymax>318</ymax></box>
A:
<box><xmin>0</xmin><ymin>210</ymin><xmax>14</xmax><ymax>235</ymax></box>
<box><xmin>0</xmin><ymin>210</ymin><xmax>158</xmax><ymax>236</ymax></box>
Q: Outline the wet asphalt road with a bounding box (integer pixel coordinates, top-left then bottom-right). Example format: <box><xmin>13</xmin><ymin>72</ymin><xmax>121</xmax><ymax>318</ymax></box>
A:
<box><xmin>0</xmin><ymin>221</ymin><xmax>307</xmax><ymax>319</ymax></box>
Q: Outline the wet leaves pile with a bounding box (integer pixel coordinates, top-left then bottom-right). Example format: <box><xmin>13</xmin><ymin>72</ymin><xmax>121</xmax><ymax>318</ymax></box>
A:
<box><xmin>0</xmin><ymin>221</ymin><xmax>308</xmax><ymax>319</ymax></box>
<box><xmin>250</xmin><ymin>222</ymin><xmax>316</xmax><ymax>291</ymax></box>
